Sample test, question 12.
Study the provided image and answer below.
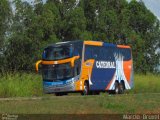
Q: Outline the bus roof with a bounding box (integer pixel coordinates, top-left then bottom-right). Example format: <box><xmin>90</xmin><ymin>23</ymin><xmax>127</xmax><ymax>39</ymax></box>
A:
<box><xmin>84</xmin><ymin>41</ymin><xmax>131</xmax><ymax>48</ymax></box>
<box><xmin>44</xmin><ymin>40</ymin><xmax>131</xmax><ymax>49</ymax></box>
<box><xmin>45</xmin><ymin>40</ymin><xmax>83</xmax><ymax>48</ymax></box>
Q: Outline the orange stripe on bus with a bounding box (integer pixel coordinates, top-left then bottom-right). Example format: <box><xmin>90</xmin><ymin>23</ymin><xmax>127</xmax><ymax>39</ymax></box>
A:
<box><xmin>123</xmin><ymin>59</ymin><xmax>132</xmax><ymax>83</ymax></box>
<box><xmin>75</xmin><ymin>59</ymin><xmax>95</xmax><ymax>91</ymax></box>
<box><xmin>41</xmin><ymin>56</ymin><xmax>80</xmax><ymax>65</ymax></box>
<box><xmin>35</xmin><ymin>60</ymin><xmax>42</xmax><ymax>72</ymax></box>
<box><xmin>117</xmin><ymin>45</ymin><xmax>131</xmax><ymax>48</ymax></box>
<box><xmin>84</xmin><ymin>41</ymin><xmax>103</xmax><ymax>46</ymax></box>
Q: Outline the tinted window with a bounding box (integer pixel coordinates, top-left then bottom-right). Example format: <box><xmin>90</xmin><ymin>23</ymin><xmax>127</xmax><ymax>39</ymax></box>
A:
<box><xmin>84</xmin><ymin>45</ymin><xmax>115</xmax><ymax>61</ymax></box>
<box><xmin>42</xmin><ymin>46</ymin><xmax>72</xmax><ymax>60</ymax></box>
<box><xmin>42</xmin><ymin>63</ymin><xmax>73</xmax><ymax>81</ymax></box>
<box><xmin>84</xmin><ymin>45</ymin><xmax>131</xmax><ymax>61</ymax></box>
<box><xmin>118</xmin><ymin>48</ymin><xmax>131</xmax><ymax>61</ymax></box>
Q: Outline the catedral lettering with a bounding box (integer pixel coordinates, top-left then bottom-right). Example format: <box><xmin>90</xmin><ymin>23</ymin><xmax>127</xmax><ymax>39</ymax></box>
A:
<box><xmin>36</xmin><ymin>40</ymin><xmax>133</xmax><ymax>95</ymax></box>
<box><xmin>96</xmin><ymin>61</ymin><xmax>115</xmax><ymax>68</ymax></box>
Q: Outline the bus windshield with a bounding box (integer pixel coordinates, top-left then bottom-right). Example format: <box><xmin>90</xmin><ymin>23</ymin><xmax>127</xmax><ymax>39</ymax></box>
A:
<box><xmin>42</xmin><ymin>63</ymin><xmax>73</xmax><ymax>81</ymax></box>
<box><xmin>42</xmin><ymin>45</ymin><xmax>72</xmax><ymax>60</ymax></box>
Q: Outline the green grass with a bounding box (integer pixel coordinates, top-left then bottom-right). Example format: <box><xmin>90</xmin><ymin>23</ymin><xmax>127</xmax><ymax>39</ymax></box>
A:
<box><xmin>0</xmin><ymin>94</ymin><xmax>159</xmax><ymax>114</ymax></box>
<box><xmin>131</xmin><ymin>73</ymin><xmax>160</xmax><ymax>93</ymax></box>
<box><xmin>0</xmin><ymin>72</ymin><xmax>160</xmax><ymax>114</ymax></box>
<box><xmin>0</xmin><ymin>72</ymin><xmax>43</xmax><ymax>97</ymax></box>
<box><xmin>0</xmin><ymin>72</ymin><xmax>159</xmax><ymax>97</ymax></box>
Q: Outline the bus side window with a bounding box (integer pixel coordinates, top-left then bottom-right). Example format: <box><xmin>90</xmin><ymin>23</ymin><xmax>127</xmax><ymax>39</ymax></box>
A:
<box><xmin>93</xmin><ymin>47</ymin><xmax>99</xmax><ymax>59</ymax></box>
<box><xmin>85</xmin><ymin>46</ymin><xmax>93</xmax><ymax>60</ymax></box>
<box><xmin>74</xmin><ymin>48</ymin><xmax>79</xmax><ymax>56</ymax></box>
<box><xmin>109</xmin><ymin>47</ymin><xmax>114</xmax><ymax>60</ymax></box>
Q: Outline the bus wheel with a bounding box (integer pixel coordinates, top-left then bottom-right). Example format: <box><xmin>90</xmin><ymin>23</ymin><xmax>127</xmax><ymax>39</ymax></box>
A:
<box><xmin>83</xmin><ymin>82</ymin><xmax>89</xmax><ymax>95</ymax></box>
<box><xmin>114</xmin><ymin>82</ymin><xmax>119</xmax><ymax>94</ymax></box>
<box><xmin>119</xmin><ymin>82</ymin><xmax>125</xmax><ymax>94</ymax></box>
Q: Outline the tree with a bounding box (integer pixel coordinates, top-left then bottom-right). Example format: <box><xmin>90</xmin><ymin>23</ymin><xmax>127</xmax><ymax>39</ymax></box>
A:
<box><xmin>1</xmin><ymin>0</ymin><xmax>159</xmax><ymax>73</ymax></box>
<box><xmin>0</xmin><ymin>0</ymin><xmax>11</xmax><ymax>51</ymax></box>
<box><xmin>50</xmin><ymin>0</ymin><xmax>86</xmax><ymax>41</ymax></box>
<box><xmin>0</xmin><ymin>0</ymin><xmax>12</xmax><ymax>72</ymax></box>
<box><xmin>5</xmin><ymin>0</ymin><xmax>35</xmax><ymax>70</ymax></box>
<box><xmin>61</xmin><ymin>6</ymin><xmax>86</xmax><ymax>40</ymax></box>
<box><xmin>128</xmin><ymin>0</ymin><xmax>160</xmax><ymax>73</ymax></box>
<box><xmin>29</xmin><ymin>1</ymin><xmax>60</xmax><ymax>53</ymax></box>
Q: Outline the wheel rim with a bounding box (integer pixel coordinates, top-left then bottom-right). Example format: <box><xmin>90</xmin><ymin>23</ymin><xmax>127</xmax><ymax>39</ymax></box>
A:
<box><xmin>115</xmin><ymin>82</ymin><xmax>119</xmax><ymax>94</ymax></box>
<box><xmin>119</xmin><ymin>84</ymin><xmax>124</xmax><ymax>94</ymax></box>
<box><xmin>115</xmin><ymin>87</ymin><xmax>119</xmax><ymax>94</ymax></box>
<box><xmin>84</xmin><ymin>83</ymin><xmax>88</xmax><ymax>95</ymax></box>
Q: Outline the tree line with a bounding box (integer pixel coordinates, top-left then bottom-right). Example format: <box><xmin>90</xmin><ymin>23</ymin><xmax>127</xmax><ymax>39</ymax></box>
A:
<box><xmin>0</xmin><ymin>0</ymin><xmax>160</xmax><ymax>74</ymax></box>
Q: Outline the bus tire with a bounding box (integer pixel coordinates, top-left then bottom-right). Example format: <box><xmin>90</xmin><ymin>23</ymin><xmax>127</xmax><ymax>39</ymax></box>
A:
<box><xmin>119</xmin><ymin>82</ymin><xmax>125</xmax><ymax>94</ymax></box>
<box><xmin>82</xmin><ymin>81</ymin><xmax>89</xmax><ymax>95</ymax></box>
<box><xmin>114</xmin><ymin>82</ymin><xmax>119</xmax><ymax>94</ymax></box>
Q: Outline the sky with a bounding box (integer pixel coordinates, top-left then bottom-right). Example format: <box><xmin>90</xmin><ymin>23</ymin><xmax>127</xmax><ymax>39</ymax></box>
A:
<box><xmin>138</xmin><ymin>0</ymin><xmax>160</xmax><ymax>20</ymax></box>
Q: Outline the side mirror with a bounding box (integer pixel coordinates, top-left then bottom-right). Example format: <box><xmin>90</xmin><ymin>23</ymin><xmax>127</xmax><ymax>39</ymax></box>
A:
<box><xmin>35</xmin><ymin>60</ymin><xmax>42</xmax><ymax>72</ymax></box>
